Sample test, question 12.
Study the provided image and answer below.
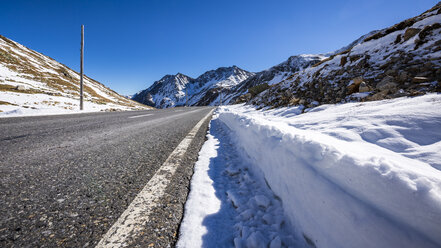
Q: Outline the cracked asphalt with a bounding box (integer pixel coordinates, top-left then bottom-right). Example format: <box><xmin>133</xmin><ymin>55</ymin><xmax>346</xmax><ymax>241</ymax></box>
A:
<box><xmin>0</xmin><ymin>107</ymin><xmax>214</xmax><ymax>247</ymax></box>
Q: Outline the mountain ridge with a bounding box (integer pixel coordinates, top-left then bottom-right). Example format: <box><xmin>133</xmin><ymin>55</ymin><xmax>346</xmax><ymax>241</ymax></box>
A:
<box><xmin>132</xmin><ymin>65</ymin><xmax>254</xmax><ymax>108</ymax></box>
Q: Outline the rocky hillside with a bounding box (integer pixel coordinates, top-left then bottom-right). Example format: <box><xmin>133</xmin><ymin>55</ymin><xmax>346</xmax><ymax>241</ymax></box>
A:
<box><xmin>224</xmin><ymin>30</ymin><xmax>382</xmax><ymax>104</ymax></box>
<box><xmin>132</xmin><ymin>66</ymin><xmax>253</xmax><ymax>108</ymax></box>
<box><xmin>224</xmin><ymin>54</ymin><xmax>327</xmax><ymax>104</ymax></box>
<box><xmin>243</xmin><ymin>3</ymin><xmax>441</xmax><ymax>109</ymax></box>
<box><xmin>0</xmin><ymin>35</ymin><xmax>150</xmax><ymax>115</ymax></box>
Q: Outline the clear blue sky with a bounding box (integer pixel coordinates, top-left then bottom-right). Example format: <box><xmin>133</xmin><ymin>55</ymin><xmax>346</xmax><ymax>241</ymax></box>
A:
<box><xmin>1</xmin><ymin>0</ymin><xmax>438</xmax><ymax>95</ymax></box>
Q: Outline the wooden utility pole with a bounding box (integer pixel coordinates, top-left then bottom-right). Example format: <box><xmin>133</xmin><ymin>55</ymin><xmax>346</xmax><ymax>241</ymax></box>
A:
<box><xmin>80</xmin><ymin>25</ymin><xmax>84</xmax><ymax>110</ymax></box>
<box><xmin>185</xmin><ymin>88</ymin><xmax>188</xmax><ymax>107</ymax></box>
<box><xmin>219</xmin><ymin>85</ymin><xmax>223</xmax><ymax>106</ymax></box>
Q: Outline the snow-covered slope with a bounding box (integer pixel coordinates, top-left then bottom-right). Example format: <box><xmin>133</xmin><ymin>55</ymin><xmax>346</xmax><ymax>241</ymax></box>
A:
<box><xmin>210</xmin><ymin>93</ymin><xmax>441</xmax><ymax>248</ymax></box>
<box><xmin>132</xmin><ymin>66</ymin><xmax>253</xmax><ymax>108</ymax></box>
<box><xmin>331</xmin><ymin>30</ymin><xmax>380</xmax><ymax>55</ymax></box>
<box><xmin>133</xmin><ymin>73</ymin><xmax>193</xmax><ymax>108</ymax></box>
<box><xmin>0</xmin><ymin>35</ymin><xmax>150</xmax><ymax>116</ymax></box>
<box><xmin>249</xmin><ymin>3</ymin><xmax>441</xmax><ymax>108</ymax></box>
<box><xmin>224</xmin><ymin>30</ymin><xmax>382</xmax><ymax>105</ymax></box>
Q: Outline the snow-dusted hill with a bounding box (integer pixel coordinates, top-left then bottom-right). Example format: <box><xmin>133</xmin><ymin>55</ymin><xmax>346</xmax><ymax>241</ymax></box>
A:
<box><xmin>225</xmin><ymin>54</ymin><xmax>328</xmax><ymax>104</ymax></box>
<box><xmin>132</xmin><ymin>66</ymin><xmax>253</xmax><ymax>108</ymax></box>
<box><xmin>0</xmin><ymin>35</ymin><xmax>150</xmax><ymax>116</ymax></box>
<box><xmin>248</xmin><ymin>3</ymin><xmax>441</xmax><ymax>109</ymax></box>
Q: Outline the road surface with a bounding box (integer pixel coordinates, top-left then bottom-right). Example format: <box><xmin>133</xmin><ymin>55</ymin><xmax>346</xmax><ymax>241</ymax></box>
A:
<box><xmin>0</xmin><ymin>107</ymin><xmax>214</xmax><ymax>247</ymax></box>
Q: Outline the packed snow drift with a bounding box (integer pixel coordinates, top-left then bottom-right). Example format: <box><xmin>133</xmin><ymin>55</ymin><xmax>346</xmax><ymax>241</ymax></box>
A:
<box><xmin>179</xmin><ymin>93</ymin><xmax>441</xmax><ymax>248</ymax></box>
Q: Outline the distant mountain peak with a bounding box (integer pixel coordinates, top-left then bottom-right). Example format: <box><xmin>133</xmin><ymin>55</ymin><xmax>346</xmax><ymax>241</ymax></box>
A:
<box><xmin>132</xmin><ymin>65</ymin><xmax>254</xmax><ymax>108</ymax></box>
<box><xmin>175</xmin><ymin>72</ymin><xmax>187</xmax><ymax>77</ymax></box>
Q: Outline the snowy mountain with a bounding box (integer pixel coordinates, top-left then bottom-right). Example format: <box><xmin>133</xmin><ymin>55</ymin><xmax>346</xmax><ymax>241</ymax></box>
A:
<box><xmin>225</xmin><ymin>54</ymin><xmax>328</xmax><ymax>104</ymax></box>
<box><xmin>225</xmin><ymin>31</ymin><xmax>386</xmax><ymax>105</ymax></box>
<box><xmin>226</xmin><ymin>29</ymin><xmax>385</xmax><ymax>104</ymax></box>
<box><xmin>247</xmin><ymin>3</ymin><xmax>441</xmax><ymax>109</ymax></box>
<box><xmin>133</xmin><ymin>73</ymin><xmax>193</xmax><ymax>108</ymax></box>
<box><xmin>0</xmin><ymin>35</ymin><xmax>150</xmax><ymax>116</ymax></box>
<box><xmin>132</xmin><ymin>66</ymin><xmax>253</xmax><ymax>108</ymax></box>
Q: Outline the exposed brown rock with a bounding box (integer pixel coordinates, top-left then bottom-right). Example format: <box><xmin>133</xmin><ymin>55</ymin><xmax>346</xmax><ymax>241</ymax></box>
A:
<box><xmin>367</xmin><ymin>90</ymin><xmax>389</xmax><ymax>101</ymax></box>
<box><xmin>415</xmin><ymin>23</ymin><xmax>441</xmax><ymax>49</ymax></box>
<box><xmin>364</xmin><ymin>18</ymin><xmax>417</xmax><ymax>42</ymax></box>
<box><xmin>350</xmin><ymin>55</ymin><xmax>362</xmax><ymax>63</ymax></box>
<box><xmin>394</xmin><ymin>34</ymin><xmax>402</xmax><ymax>44</ymax></box>
<box><xmin>376</xmin><ymin>76</ymin><xmax>398</xmax><ymax>91</ymax></box>
<box><xmin>289</xmin><ymin>97</ymin><xmax>300</xmax><ymax>105</ymax></box>
<box><xmin>403</xmin><ymin>28</ymin><xmax>421</xmax><ymax>41</ymax></box>
<box><xmin>347</xmin><ymin>77</ymin><xmax>364</xmax><ymax>94</ymax></box>
<box><xmin>235</xmin><ymin>93</ymin><xmax>252</xmax><ymax>104</ymax></box>
<box><xmin>359</xmin><ymin>81</ymin><xmax>371</xmax><ymax>93</ymax></box>
<box><xmin>340</xmin><ymin>56</ymin><xmax>347</xmax><ymax>66</ymax></box>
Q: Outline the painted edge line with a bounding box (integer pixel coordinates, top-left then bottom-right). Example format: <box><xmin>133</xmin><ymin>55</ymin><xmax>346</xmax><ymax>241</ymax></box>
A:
<box><xmin>96</xmin><ymin>109</ymin><xmax>214</xmax><ymax>248</ymax></box>
<box><xmin>128</xmin><ymin>113</ymin><xmax>153</xmax><ymax>119</ymax></box>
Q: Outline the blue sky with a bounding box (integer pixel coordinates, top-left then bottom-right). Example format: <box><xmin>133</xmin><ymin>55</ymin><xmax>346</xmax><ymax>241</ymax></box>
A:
<box><xmin>1</xmin><ymin>0</ymin><xmax>438</xmax><ymax>95</ymax></box>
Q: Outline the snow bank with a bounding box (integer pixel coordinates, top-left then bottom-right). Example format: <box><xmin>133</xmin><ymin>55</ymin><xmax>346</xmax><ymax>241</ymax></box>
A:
<box><xmin>177</xmin><ymin>118</ymin><xmax>305</xmax><ymax>247</ymax></box>
<box><xmin>217</xmin><ymin>94</ymin><xmax>441</xmax><ymax>248</ymax></box>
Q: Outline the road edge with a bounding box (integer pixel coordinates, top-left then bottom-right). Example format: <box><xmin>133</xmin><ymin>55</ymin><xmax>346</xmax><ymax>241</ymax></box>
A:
<box><xmin>96</xmin><ymin>109</ymin><xmax>214</xmax><ymax>247</ymax></box>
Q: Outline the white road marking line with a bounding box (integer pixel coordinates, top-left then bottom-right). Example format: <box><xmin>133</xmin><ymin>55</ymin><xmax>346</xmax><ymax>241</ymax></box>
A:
<box><xmin>96</xmin><ymin>109</ymin><xmax>214</xmax><ymax>248</ymax></box>
<box><xmin>128</xmin><ymin>113</ymin><xmax>153</xmax><ymax>119</ymax></box>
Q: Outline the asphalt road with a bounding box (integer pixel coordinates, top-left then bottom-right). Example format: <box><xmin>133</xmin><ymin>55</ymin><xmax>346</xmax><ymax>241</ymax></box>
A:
<box><xmin>0</xmin><ymin>107</ymin><xmax>214</xmax><ymax>247</ymax></box>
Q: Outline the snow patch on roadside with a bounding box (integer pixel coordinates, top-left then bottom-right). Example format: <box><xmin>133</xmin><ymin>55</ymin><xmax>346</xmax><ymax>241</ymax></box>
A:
<box><xmin>0</xmin><ymin>91</ymin><xmax>143</xmax><ymax>117</ymax></box>
<box><xmin>177</xmin><ymin>117</ymin><xmax>305</xmax><ymax>248</ymax></box>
